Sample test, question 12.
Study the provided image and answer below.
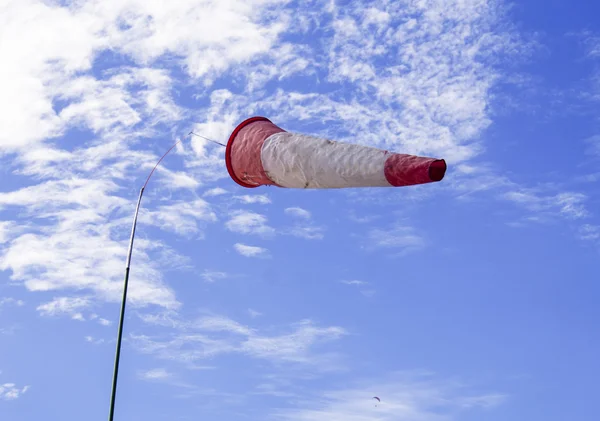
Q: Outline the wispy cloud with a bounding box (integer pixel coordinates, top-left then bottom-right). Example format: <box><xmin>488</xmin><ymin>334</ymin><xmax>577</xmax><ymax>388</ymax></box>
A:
<box><xmin>203</xmin><ymin>187</ymin><xmax>228</xmax><ymax>197</ymax></box>
<box><xmin>340</xmin><ymin>280</ymin><xmax>367</xmax><ymax>286</ymax></box>
<box><xmin>0</xmin><ymin>0</ymin><xmax>542</xmax><ymax>321</ymax></box>
<box><xmin>201</xmin><ymin>270</ymin><xmax>228</xmax><ymax>283</ymax></box>
<box><xmin>283</xmin><ymin>206</ymin><xmax>324</xmax><ymax>240</ymax></box>
<box><xmin>367</xmin><ymin>225</ymin><xmax>425</xmax><ymax>255</ymax></box>
<box><xmin>234</xmin><ymin>243</ymin><xmax>270</xmax><ymax>258</ymax></box>
<box><xmin>89</xmin><ymin>314</ymin><xmax>112</xmax><ymax>326</ymax></box>
<box><xmin>0</xmin><ymin>0</ymin><xmax>299</xmax><ymax>323</ymax></box>
<box><xmin>0</xmin><ymin>298</ymin><xmax>25</xmax><ymax>308</ymax></box>
<box><xmin>574</xmin><ymin>30</ymin><xmax>600</xmax><ymax>59</ymax></box>
<box><xmin>251</xmin><ymin>0</ymin><xmax>532</xmax><ymax>165</ymax></box>
<box><xmin>0</xmin><ymin>0</ymin><xmax>290</xmax><ymax>152</ymax></box>
<box><xmin>273</xmin><ymin>372</ymin><xmax>507</xmax><ymax>421</ymax></box>
<box><xmin>348</xmin><ymin>212</ymin><xmax>380</xmax><ymax>224</ymax></box>
<box><xmin>284</xmin><ymin>207</ymin><xmax>311</xmax><ymax>219</ymax></box>
<box><xmin>340</xmin><ymin>280</ymin><xmax>375</xmax><ymax>298</ymax></box>
<box><xmin>139</xmin><ymin>199</ymin><xmax>218</xmax><ymax>237</ymax></box>
<box><xmin>248</xmin><ymin>308</ymin><xmax>262</xmax><ymax>318</ymax></box>
<box><xmin>132</xmin><ymin>314</ymin><xmax>347</xmax><ymax>369</ymax></box>
<box><xmin>139</xmin><ymin>368</ymin><xmax>172</xmax><ymax>381</ymax></box>
<box><xmin>0</xmin><ymin>221</ymin><xmax>18</xmax><ymax>244</ymax></box>
<box><xmin>36</xmin><ymin>296</ymin><xmax>91</xmax><ymax>321</ymax></box>
<box><xmin>284</xmin><ymin>225</ymin><xmax>325</xmax><ymax>240</ymax></box>
<box><xmin>502</xmin><ymin>190</ymin><xmax>589</xmax><ymax>220</ymax></box>
<box><xmin>584</xmin><ymin>134</ymin><xmax>600</xmax><ymax>157</ymax></box>
<box><xmin>579</xmin><ymin>224</ymin><xmax>600</xmax><ymax>242</ymax></box>
<box><xmin>0</xmin><ymin>179</ymin><xmax>180</xmax><ymax>310</ymax></box>
<box><xmin>84</xmin><ymin>335</ymin><xmax>105</xmax><ymax>345</ymax></box>
<box><xmin>225</xmin><ymin>210</ymin><xmax>275</xmax><ymax>237</ymax></box>
<box><xmin>0</xmin><ymin>382</ymin><xmax>30</xmax><ymax>401</ymax></box>
<box><xmin>234</xmin><ymin>195</ymin><xmax>271</xmax><ymax>205</ymax></box>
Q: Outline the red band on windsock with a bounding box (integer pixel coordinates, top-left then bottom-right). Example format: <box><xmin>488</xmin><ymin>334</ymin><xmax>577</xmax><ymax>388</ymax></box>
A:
<box><xmin>384</xmin><ymin>154</ymin><xmax>447</xmax><ymax>186</ymax></box>
<box><xmin>225</xmin><ymin>116</ymin><xmax>286</xmax><ymax>188</ymax></box>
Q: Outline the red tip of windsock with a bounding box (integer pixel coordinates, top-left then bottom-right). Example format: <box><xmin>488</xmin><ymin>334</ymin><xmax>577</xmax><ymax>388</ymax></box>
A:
<box><xmin>383</xmin><ymin>154</ymin><xmax>447</xmax><ymax>187</ymax></box>
<box><xmin>226</xmin><ymin>116</ymin><xmax>447</xmax><ymax>189</ymax></box>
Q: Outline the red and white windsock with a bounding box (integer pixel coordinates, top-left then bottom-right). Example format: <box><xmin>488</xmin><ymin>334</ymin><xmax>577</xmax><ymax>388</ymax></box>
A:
<box><xmin>225</xmin><ymin>116</ymin><xmax>447</xmax><ymax>189</ymax></box>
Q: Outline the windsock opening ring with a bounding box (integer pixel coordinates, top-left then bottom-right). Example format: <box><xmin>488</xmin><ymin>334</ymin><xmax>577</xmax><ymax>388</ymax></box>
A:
<box><xmin>225</xmin><ymin>116</ymin><xmax>272</xmax><ymax>188</ymax></box>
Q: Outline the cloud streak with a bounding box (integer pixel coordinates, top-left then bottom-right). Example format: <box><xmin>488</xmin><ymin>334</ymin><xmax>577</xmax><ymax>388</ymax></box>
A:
<box><xmin>367</xmin><ymin>225</ymin><xmax>425</xmax><ymax>255</ymax></box>
<box><xmin>132</xmin><ymin>314</ymin><xmax>347</xmax><ymax>368</ymax></box>
<box><xmin>273</xmin><ymin>372</ymin><xmax>507</xmax><ymax>421</ymax></box>
<box><xmin>0</xmin><ymin>382</ymin><xmax>30</xmax><ymax>401</ymax></box>
<box><xmin>234</xmin><ymin>243</ymin><xmax>270</xmax><ymax>258</ymax></box>
<box><xmin>225</xmin><ymin>210</ymin><xmax>276</xmax><ymax>237</ymax></box>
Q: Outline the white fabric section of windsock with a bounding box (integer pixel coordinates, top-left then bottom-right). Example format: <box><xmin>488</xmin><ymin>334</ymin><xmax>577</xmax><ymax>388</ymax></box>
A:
<box><xmin>225</xmin><ymin>116</ymin><xmax>446</xmax><ymax>189</ymax></box>
<box><xmin>261</xmin><ymin>132</ymin><xmax>390</xmax><ymax>188</ymax></box>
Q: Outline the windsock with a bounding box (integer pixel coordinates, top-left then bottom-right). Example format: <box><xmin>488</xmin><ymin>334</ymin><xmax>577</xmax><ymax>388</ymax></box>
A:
<box><xmin>225</xmin><ymin>116</ymin><xmax>446</xmax><ymax>189</ymax></box>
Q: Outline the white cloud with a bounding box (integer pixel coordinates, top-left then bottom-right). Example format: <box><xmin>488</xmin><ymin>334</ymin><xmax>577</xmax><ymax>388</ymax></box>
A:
<box><xmin>234</xmin><ymin>243</ymin><xmax>270</xmax><ymax>258</ymax></box>
<box><xmin>340</xmin><ymin>280</ymin><xmax>367</xmax><ymax>286</ymax></box>
<box><xmin>274</xmin><ymin>372</ymin><xmax>507</xmax><ymax>421</ymax></box>
<box><xmin>367</xmin><ymin>225</ymin><xmax>425</xmax><ymax>255</ymax></box>
<box><xmin>139</xmin><ymin>198</ymin><xmax>218</xmax><ymax>237</ymax></box>
<box><xmin>575</xmin><ymin>30</ymin><xmax>600</xmax><ymax>59</ymax></box>
<box><xmin>139</xmin><ymin>368</ymin><xmax>171</xmax><ymax>381</ymax></box>
<box><xmin>84</xmin><ymin>335</ymin><xmax>105</xmax><ymax>345</ymax></box>
<box><xmin>203</xmin><ymin>187</ymin><xmax>228</xmax><ymax>197</ymax></box>
<box><xmin>98</xmin><ymin>318</ymin><xmax>112</xmax><ymax>326</ymax></box>
<box><xmin>348</xmin><ymin>212</ymin><xmax>380</xmax><ymax>224</ymax></box>
<box><xmin>0</xmin><ymin>0</ymin><xmax>299</xmax><ymax>320</ymax></box>
<box><xmin>155</xmin><ymin>166</ymin><xmax>201</xmax><ymax>190</ymax></box>
<box><xmin>0</xmin><ymin>176</ymin><xmax>180</xmax><ymax>310</ymax></box>
<box><xmin>0</xmin><ymin>383</ymin><xmax>30</xmax><ymax>401</ymax></box>
<box><xmin>283</xmin><ymin>207</ymin><xmax>324</xmax><ymax>240</ymax></box>
<box><xmin>36</xmin><ymin>296</ymin><xmax>92</xmax><ymax>320</ymax></box>
<box><xmin>225</xmin><ymin>210</ymin><xmax>275</xmax><ymax>236</ymax></box>
<box><xmin>132</xmin><ymin>315</ymin><xmax>347</xmax><ymax>368</ymax></box>
<box><xmin>451</xmin><ymin>163</ymin><xmax>594</xmax><ymax>236</ymax></box>
<box><xmin>235</xmin><ymin>195</ymin><xmax>272</xmax><ymax>204</ymax></box>
<box><xmin>341</xmin><ymin>280</ymin><xmax>375</xmax><ymax>298</ymax></box>
<box><xmin>0</xmin><ymin>326</ymin><xmax>19</xmax><ymax>336</ymax></box>
<box><xmin>285</xmin><ymin>225</ymin><xmax>325</xmax><ymax>240</ymax></box>
<box><xmin>502</xmin><ymin>190</ymin><xmax>589</xmax><ymax>220</ymax></box>
<box><xmin>579</xmin><ymin>224</ymin><xmax>600</xmax><ymax>241</ymax></box>
<box><xmin>242</xmin><ymin>320</ymin><xmax>345</xmax><ymax>362</ymax></box>
<box><xmin>0</xmin><ymin>222</ymin><xmax>18</xmax><ymax>244</ymax></box>
<box><xmin>194</xmin><ymin>315</ymin><xmax>254</xmax><ymax>336</ymax></box>
<box><xmin>89</xmin><ymin>313</ymin><xmax>111</xmax><ymax>326</ymax></box>
<box><xmin>1</xmin><ymin>7</ymin><xmax>567</xmax><ymax>401</ymax></box>
<box><xmin>0</xmin><ymin>298</ymin><xmax>25</xmax><ymax>308</ymax></box>
<box><xmin>0</xmin><ymin>0</ymin><xmax>291</xmax><ymax>153</ymax></box>
<box><xmin>285</xmin><ymin>207</ymin><xmax>311</xmax><ymax>219</ymax></box>
<box><xmin>248</xmin><ymin>308</ymin><xmax>262</xmax><ymax>318</ymax></box>
<box><xmin>251</xmin><ymin>0</ymin><xmax>532</xmax><ymax>166</ymax></box>
<box><xmin>201</xmin><ymin>270</ymin><xmax>228</xmax><ymax>283</ymax></box>
<box><xmin>584</xmin><ymin>134</ymin><xmax>600</xmax><ymax>157</ymax></box>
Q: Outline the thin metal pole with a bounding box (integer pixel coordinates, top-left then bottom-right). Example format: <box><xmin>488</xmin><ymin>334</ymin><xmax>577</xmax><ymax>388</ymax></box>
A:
<box><xmin>106</xmin><ymin>133</ymin><xmax>225</xmax><ymax>421</ymax></box>
<box><xmin>108</xmin><ymin>186</ymin><xmax>144</xmax><ymax>421</ymax></box>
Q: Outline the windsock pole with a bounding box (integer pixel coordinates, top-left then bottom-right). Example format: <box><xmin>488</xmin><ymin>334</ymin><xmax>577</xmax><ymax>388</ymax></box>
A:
<box><xmin>108</xmin><ymin>186</ymin><xmax>143</xmax><ymax>421</ymax></box>
<box><xmin>108</xmin><ymin>138</ymin><xmax>184</xmax><ymax>421</ymax></box>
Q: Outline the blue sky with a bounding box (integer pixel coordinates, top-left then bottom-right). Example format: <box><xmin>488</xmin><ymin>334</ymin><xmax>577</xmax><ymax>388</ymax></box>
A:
<box><xmin>1</xmin><ymin>0</ymin><xmax>599</xmax><ymax>420</ymax></box>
